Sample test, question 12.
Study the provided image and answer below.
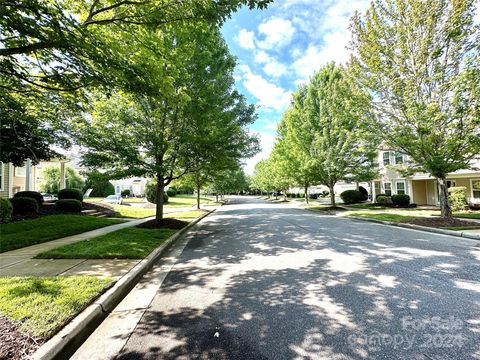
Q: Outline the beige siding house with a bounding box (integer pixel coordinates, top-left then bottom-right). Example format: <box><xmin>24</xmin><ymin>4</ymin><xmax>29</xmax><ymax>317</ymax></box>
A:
<box><xmin>373</xmin><ymin>149</ymin><xmax>480</xmax><ymax>206</ymax></box>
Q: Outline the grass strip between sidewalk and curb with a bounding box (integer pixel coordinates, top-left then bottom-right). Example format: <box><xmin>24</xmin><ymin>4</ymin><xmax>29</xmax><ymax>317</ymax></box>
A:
<box><xmin>31</xmin><ymin>209</ymin><xmax>215</xmax><ymax>360</ymax></box>
<box><xmin>0</xmin><ymin>216</ymin><xmax>125</xmax><ymax>253</ymax></box>
<box><xmin>0</xmin><ymin>276</ymin><xmax>112</xmax><ymax>339</ymax></box>
<box><xmin>36</xmin><ymin>227</ymin><xmax>177</xmax><ymax>259</ymax></box>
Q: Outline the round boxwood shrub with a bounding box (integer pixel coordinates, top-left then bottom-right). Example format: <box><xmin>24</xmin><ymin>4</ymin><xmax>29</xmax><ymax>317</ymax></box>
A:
<box><xmin>166</xmin><ymin>188</ymin><xmax>177</xmax><ymax>197</ymax></box>
<box><xmin>358</xmin><ymin>186</ymin><xmax>368</xmax><ymax>201</ymax></box>
<box><xmin>58</xmin><ymin>188</ymin><xmax>83</xmax><ymax>202</ymax></box>
<box><xmin>13</xmin><ymin>191</ymin><xmax>44</xmax><ymax>204</ymax></box>
<box><xmin>10</xmin><ymin>197</ymin><xmax>39</xmax><ymax>215</ymax></box>
<box><xmin>56</xmin><ymin>199</ymin><xmax>82</xmax><ymax>213</ymax></box>
<box><xmin>376</xmin><ymin>195</ymin><xmax>392</xmax><ymax>205</ymax></box>
<box><xmin>392</xmin><ymin>194</ymin><xmax>410</xmax><ymax>207</ymax></box>
<box><xmin>340</xmin><ymin>190</ymin><xmax>364</xmax><ymax>205</ymax></box>
<box><xmin>0</xmin><ymin>198</ymin><xmax>13</xmax><ymax>223</ymax></box>
<box><xmin>145</xmin><ymin>180</ymin><xmax>169</xmax><ymax>204</ymax></box>
<box><xmin>121</xmin><ymin>189</ymin><xmax>131</xmax><ymax>197</ymax></box>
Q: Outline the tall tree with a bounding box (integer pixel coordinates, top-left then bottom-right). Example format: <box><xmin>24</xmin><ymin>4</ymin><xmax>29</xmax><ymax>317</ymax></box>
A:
<box><xmin>303</xmin><ymin>63</ymin><xmax>377</xmax><ymax>207</ymax></box>
<box><xmin>76</xmin><ymin>23</ymin><xmax>258</xmax><ymax>223</ymax></box>
<box><xmin>351</xmin><ymin>0</ymin><xmax>480</xmax><ymax>217</ymax></box>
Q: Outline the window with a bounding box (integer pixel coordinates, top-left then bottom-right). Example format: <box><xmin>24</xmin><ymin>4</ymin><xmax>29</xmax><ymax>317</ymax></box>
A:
<box><xmin>394</xmin><ymin>152</ymin><xmax>404</xmax><ymax>165</ymax></box>
<box><xmin>384</xmin><ymin>182</ymin><xmax>392</xmax><ymax>196</ymax></box>
<box><xmin>383</xmin><ymin>152</ymin><xmax>391</xmax><ymax>166</ymax></box>
<box><xmin>396</xmin><ymin>181</ymin><xmax>406</xmax><ymax>195</ymax></box>
<box><xmin>15</xmin><ymin>166</ymin><xmax>26</xmax><ymax>176</ymax></box>
<box><xmin>446</xmin><ymin>180</ymin><xmax>456</xmax><ymax>188</ymax></box>
<box><xmin>0</xmin><ymin>162</ymin><xmax>3</xmax><ymax>190</ymax></box>
<box><xmin>472</xmin><ymin>180</ymin><xmax>480</xmax><ymax>199</ymax></box>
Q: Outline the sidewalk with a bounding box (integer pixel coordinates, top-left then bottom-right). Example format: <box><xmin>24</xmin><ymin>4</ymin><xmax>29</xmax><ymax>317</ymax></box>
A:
<box><xmin>0</xmin><ymin>217</ymin><xmax>153</xmax><ymax>279</ymax></box>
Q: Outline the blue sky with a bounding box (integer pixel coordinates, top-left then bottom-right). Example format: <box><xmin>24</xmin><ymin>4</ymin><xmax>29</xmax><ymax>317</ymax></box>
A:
<box><xmin>221</xmin><ymin>0</ymin><xmax>372</xmax><ymax>173</ymax></box>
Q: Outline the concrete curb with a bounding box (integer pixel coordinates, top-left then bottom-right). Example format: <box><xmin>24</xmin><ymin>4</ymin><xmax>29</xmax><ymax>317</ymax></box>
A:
<box><xmin>347</xmin><ymin>216</ymin><xmax>480</xmax><ymax>241</ymax></box>
<box><xmin>32</xmin><ymin>210</ymin><xmax>215</xmax><ymax>360</ymax></box>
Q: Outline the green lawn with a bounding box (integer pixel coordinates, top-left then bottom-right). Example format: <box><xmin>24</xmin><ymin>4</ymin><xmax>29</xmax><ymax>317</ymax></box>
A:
<box><xmin>347</xmin><ymin>212</ymin><xmax>416</xmax><ymax>222</ymax></box>
<box><xmin>344</xmin><ymin>203</ymin><xmax>387</xmax><ymax>210</ymax></box>
<box><xmin>36</xmin><ymin>227</ymin><xmax>176</xmax><ymax>259</ymax></box>
<box><xmin>166</xmin><ymin>210</ymin><xmax>207</xmax><ymax>219</ymax></box>
<box><xmin>166</xmin><ymin>194</ymin><xmax>215</xmax><ymax>208</ymax></box>
<box><xmin>111</xmin><ymin>205</ymin><xmax>155</xmax><ymax>218</ymax></box>
<box><xmin>0</xmin><ymin>276</ymin><xmax>111</xmax><ymax>339</ymax></box>
<box><xmin>453</xmin><ymin>212</ymin><xmax>480</xmax><ymax>220</ymax></box>
<box><xmin>0</xmin><ymin>215</ymin><xmax>124</xmax><ymax>253</ymax></box>
<box><xmin>122</xmin><ymin>197</ymin><xmax>146</xmax><ymax>203</ymax></box>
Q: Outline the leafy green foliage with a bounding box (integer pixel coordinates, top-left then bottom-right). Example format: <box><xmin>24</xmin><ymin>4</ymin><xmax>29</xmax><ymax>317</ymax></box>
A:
<box><xmin>351</xmin><ymin>0</ymin><xmax>480</xmax><ymax>217</ymax></box>
<box><xmin>10</xmin><ymin>197</ymin><xmax>39</xmax><ymax>215</ymax></box>
<box><xmin>56</xmin><ymin>199</ymin><xmax>82</xmax><ymax>213</ymax></box>
<box><xmin>13</xmin><ymin>191</ymin><xmax>44</xmax><ymax>205</ymax></box>
<box><xmin>0</xmin><ymin>198</ymin><xmax>12</xmax><ymax>223</ymax></box>
<box><xmin>145</xmin><ymin>180</ymin><xmax>169</xmax><ymax>204</ymax></box>
<box><xmin>58</xmin><ymin>188</ymin><xmax>83</xmax><ymax>202</ymax></box>
<box><xmin>40</xmin><ymin>166</ymin><xmax>84</xmax><ymax>194</ymax></box>
<box><xmin>83</xmin><ymin>170</ymin><xmax>115</xmax><ymax>197</ymax></box>
<box><xmin>392</xmin><ymin>194</ymin><xmax>411</xmax><ymax>207</ymax></box>
<box><xmin>449</xmin><ymin>187</ymin><xmax>468</xmax><ymax>212</ymax></box>
<box><xmin>340</xmin><ymin>190</ymin><xmax>364</xmax><ymax>205</ymax></box>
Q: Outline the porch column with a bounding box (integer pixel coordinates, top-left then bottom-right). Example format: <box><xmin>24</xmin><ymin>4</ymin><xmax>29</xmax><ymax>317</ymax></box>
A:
<box><xmin>371</xmin><ymin>181</ymin><xmax>376</xmax><ymax>203</ymax></box>
<box><xmin>25</xmin><ymin>159</ymin><xmax>31</xmax><ymax>191</ymax></box>
<box><xmin>407</xmin><ymin>180</ymin><xmax>414</xmax><ymax>203</ymax></box>
<box><xmin>60</xmin><ymin>162</ymin><xmax>66</xmax><ymax>190</ymax></box>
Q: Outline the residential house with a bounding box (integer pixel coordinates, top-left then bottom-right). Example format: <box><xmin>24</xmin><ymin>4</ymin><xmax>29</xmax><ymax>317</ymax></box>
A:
<box><xmin>111</xmin><ymin>178</ymin><xmax>148</xmax><ymax>197</ymax></box>
<box><xmin>0</xmin><ymin>158</ymin><xmax>70</xmax><ymax>199</ymax></box>
<box><xmin>372</xmin><ymin>149</ymin><xmax>480</xmax><ymax>206</ymax></box>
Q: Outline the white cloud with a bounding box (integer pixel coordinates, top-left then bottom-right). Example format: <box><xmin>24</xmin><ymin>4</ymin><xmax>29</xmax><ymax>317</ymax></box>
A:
<box><xmin>263</xmin><ymin>60</ymin><xmax>288</xmax><ymax>77</ymax></box>
<box><xmin>243</xmin><ymin>131</ymin><xmax>275</xmax><ymax>175</ymax></box>
<box><xmin>235</xmin><ymin>29</ymin><xmax>256</xmax><ymax>49</ymax></box>
<box><xmin>239</xmin><ymin>65</ymin><xmax>291</xmax><ymax>111</ymax></box>
<box><xmin>254</xmin><ymin>50</ymin><xmax>270</xmax><ymax>64</ymax></box>
<box><xmin>257</xmin><ymin>17</ymin><xmax>296</xmax><ymax>49</ymax></box>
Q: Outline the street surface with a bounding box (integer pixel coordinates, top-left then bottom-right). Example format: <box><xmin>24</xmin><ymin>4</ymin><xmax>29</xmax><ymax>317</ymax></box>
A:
<box><xmin>78</xmin><ymin>197</ymin><xmax>480</xmax><ymax>359</ymax></box>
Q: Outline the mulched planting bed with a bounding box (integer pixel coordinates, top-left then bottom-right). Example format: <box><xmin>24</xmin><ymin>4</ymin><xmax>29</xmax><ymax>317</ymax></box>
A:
<box><xmin>82</xmin><ymin>202</ymin><xmax>117</xmax><ymax>217</ymax></box>
<box><xmin>137</xmin><ymin>218</ymin><xmax>189</xmax><ymax>230</ymax></box>
<box><xmin>0</xmin><ymin>316</ymin><xmax>40</xmax><ymax>360</ymax></box>
<box><xmin>401</xmin><ymin>217</ymin><xmax>480</xmax><ymax>228</ymax></box>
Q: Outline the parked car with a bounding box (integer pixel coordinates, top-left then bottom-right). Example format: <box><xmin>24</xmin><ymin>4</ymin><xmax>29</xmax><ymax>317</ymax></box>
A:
<box><xmin>103</xmin><ymin>195</ymin><xmax>122</xmax><ymax>205</ymax></box>
<box><xmin>41</xmin><ymin>193</ymin><xmax>56</xmax><ymax>201</ymax></box>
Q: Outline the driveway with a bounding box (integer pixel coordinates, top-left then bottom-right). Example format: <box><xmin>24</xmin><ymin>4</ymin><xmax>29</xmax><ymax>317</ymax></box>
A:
<box><xmin>92</xmin><ymin>197</ymin><xmax>480</xmax><ymax>359</ymax></box>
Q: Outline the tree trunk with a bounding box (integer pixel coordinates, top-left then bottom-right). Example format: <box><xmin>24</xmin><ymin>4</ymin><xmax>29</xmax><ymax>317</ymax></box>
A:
<box><xmin>216</xmin><ymin>194</ymin><xmax>219</xmax><ymax>203</ymax></box>
<box><xmin>329</xmin><ymin>184</ymin><xmax>336</xmax><ymax>207</ymax></box>
<box><xmin>304</xmin><ymin>184</ymin><xmax>309</xmax><ymax>204</ymax></box>
<box><xmin>196</xmin><ymin>183</ymin><xmax>201</xmax><ymax>210</ymax></box>
<box><xmin>155</xmin><ymin>177</ymin><xmax>165</xmax><ymax>224</ymax></box>
<box><xmin>437</xmin><ymin>176</ymin><xmax>453</xmax><ymax>218</ymax></box>
<box><xmin>283</xmin><ymin>189</ymin><xmax>287</xmax><ymax>201</ymax></box>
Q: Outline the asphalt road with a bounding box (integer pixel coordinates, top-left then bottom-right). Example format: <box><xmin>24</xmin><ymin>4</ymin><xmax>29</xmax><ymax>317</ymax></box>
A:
<box><xmin>117</xmin><ymin>197</ymin><xmax>480</xmax><ymax>360</ymax></box>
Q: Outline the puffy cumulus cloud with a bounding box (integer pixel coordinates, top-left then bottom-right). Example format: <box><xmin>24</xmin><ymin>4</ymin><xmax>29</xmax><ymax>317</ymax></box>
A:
<box><xmin>263</xmin><ymin>60</ymin><xmax>288</xmax><ymax>78</ymax></box>
<box><xmin>234</xmin><ymin>29</ymin><xmax>256</xmax><ymax>49</ymax></box>
<box><xmin>257</xmin><ymin>17</ymin><xmax>296</xmax><ymax>49</ymax></box>
<box><xmin>243</xmin><ymin>131</ymin><xmax>276</xmax><ymax>175</ymax></box>
<box><xmin>238</xmin><ymin>65</ymin><xmax>291</xmax><ymax>111</ymax></box>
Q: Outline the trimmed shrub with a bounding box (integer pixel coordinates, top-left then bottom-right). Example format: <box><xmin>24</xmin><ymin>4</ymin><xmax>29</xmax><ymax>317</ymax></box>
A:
<box><xmin>166</xmin><ymin>188</ymin><xmax>177</xmax><ymax>197</ymax></box>
<box><xmin>392</xmin><ymin>194</ymin><xmax>410</xmax><ymax>207</ymax></box>
<box><xmin>56</xmin><ymin>199</ymin><xmax>82</xmax><ymax>212</ymax></box>
<box><xmin>340</xmin><ymin>190</ymin><xmax>364</xmax><ymax>204</ymax></box>
<box><xmin>449</xmin><ymin>186</ymin><xmax>468</xmax><ymax>212</ymax></box>
<box><xmin>13</xmin><ymin>191</ymin><xmax>44</xmax><ymax>204</ymax></box>
<box><xmin>358</xmin><ymin>186</ymin><xmax>368</xmax><ymax>201</ymax></box>
<box><xmin>376</xmin><ymin>195</ymin><xmax>392</xmax><ymax>205</ymax></box>
<box><xmin>121</xmin><ymin>189</ymin><xmax>131</xmax><ymax>197</ymax></box>
<box><xmin>145</xmin><ymin>180</ymin><xmax>169</xmax><ymax>204</ymax></box>
<box><xmin>58</xmin><ymin>188</ymin><xmax>83</xmax><ymax>202</ymax></box>
<box><xmin>375</xmin><ymin>194</ymin><xmax>389</xmax><ymax>202</ymax></box>
<box><xmin>0</xmin><ymin>198</ymin><xmax>13</xmax><ymax>223</ymax></box>
<box><xmin>10</xmin><ymin>197</ymin><xmax>38</xmax><ymax>215</ymax></box>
